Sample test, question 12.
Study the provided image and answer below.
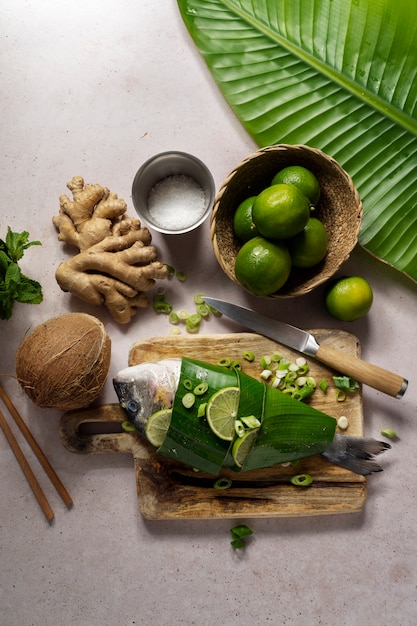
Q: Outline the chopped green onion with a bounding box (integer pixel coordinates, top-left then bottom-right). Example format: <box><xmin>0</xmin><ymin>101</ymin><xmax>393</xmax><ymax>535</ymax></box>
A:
<box><xmin>182</xmin><ymin>392</ymin><xmax>195</xmax><ymax>409</ymax></box>
<box><xmin>337</xmin><ymin>415</ymin><xmax>349</xmax><ymax>430</ymax></box>
<box><xmin>153</xmin><ymin>287</ymin><xmax>166</xmax><ymax>302</ymax></box>
<box><xmin>231</xmin><ymin>360</ymin><xmax>242</xmax><ymax>370</ymax></box>
<box><xmin>197</xmin><ymin>402</ymin><xmax>207</xmax><ymax>418</ymax></box>
<box><xmin>290</xmin><ymin>473</ymin><xmax>313</xmax><ymax>487</ymax></box>
<box><xmin>197</xmin><ymin>303</ymin><xmax>210</xmax><ymax>318</ymax></box>
<box><xmin>296</xmin><ymin>364</ymin><xmax>310</xmax><ymax>375</ymax></box>
<box><xmin>336</xmin><ymin>389</ymin><xmax>346</xmax><ymax>402</ymax></box>
<box><xmin>194</xmin><ymin>293</ymin><xmax>205</xmax><ymax>304</ymax></box>
<box><xmin>271</xmin><ymin>353</ymin><xmax>283</xmax><ymax>362</ymax></box>
<box><xmin>187</xmin><ymin>313</ymin><xmax>202</xmax><ymax>327</ymax></box>
<box><xmin>183</xmin><ymin>379</ymin><xmax>193</xmax><ymax>391</ymax></box>
<box><xmin>185</xmin><ymin>324</ymin><xmax>200</xmax><ymax>334</ymax></box>
<box><xmin>165</xmin><ymin>264</ymin><xmax>175</xmax><ymax>276</ymax></box>
<box><xmin>176</xmin><ymin>271</ymin><xmax>186</xmax><ymax>282</ymax></box>
<box><xmin>169</xmin><ymin>311</ymin><xmax>180</xmax><ymax>325</ymax></box>
<box><xmin>242</xmin><ymin>351</ymin><xmax>255</xmax><ymax>362</ymax></box>
<box><xmin>241</xmin><ymin>415</ymin><xmax>261</xmax><ymax>429</ymax></box>
<box><xmin>305</xmin><ymin>376</ymin><xmax>316</xmax><ymax>387</ymax></box>
<box><xmin>217</xmin><ymin>357</ymin><xmax>232</xmax><ymax>367</ymax></box>
<box><xmin>206</xmin><ymin>303</ymin><xmax>222</xmax><ymax>316</ymax></box>
<box><xmin>194</xmin><ymin>382</ymin><xmax>208</xmax><ymax>396</ymax></box>
<box><xmin>319</xmin><ymin>379</ymin><xmax>329</xmax><ymax>393</ymax></box>
<box><xmin>259</xmin><ymin>355</ymin><xmax>272</xmax><ymax>368</ymax></box>
<box><xmin>154</xmin><ymin>302</ymin><xmax>172</xmax><ymax>314</ymax></box>
<box><xmin>295</xmin><ymin>357</ymin><xmax>307</xmax><ymax>368</ymax></box>
<box><xmin>380</xmin><ymin>428</ymin><xmax>397</xmax><ymax>439</ymax></box>
<box><xmin>213</xmin><ymin>477</ymin><xmax>232</xmax><ymax>490</ymax></box>
<box><xmin>170</xmin><ymin>327</ymin><xmax>181</xmax><ymax>335</ymax></box>
<box><xmin>177</xmin><ymin>309</ymin><xmax>189</xmax><ymax>320</ymax></box>
<box><xmin>234</xmin><ymin>420</ymin><xmax>245</xmax><ymax>437</ymax></box>
<box><xmin>260</xmin><ymin>369</ymin><xmax>272</xmax><ymax>380</ymax></box>
<box><xmin>121</xmin><ymin>421</ymin><xmax>136</xmax><ymax>432</ymax></box>
<box><xmin>230</xmin><ymin>524</ymin><xmax>253</xmax><ymax>549</ymax></box>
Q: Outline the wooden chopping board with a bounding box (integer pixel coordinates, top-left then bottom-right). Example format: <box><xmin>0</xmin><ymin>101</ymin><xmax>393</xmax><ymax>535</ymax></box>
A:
<box><xmin>59</xmin><ymin>331</ymin><xmax>366</xmax><ymax>520</ymax></box>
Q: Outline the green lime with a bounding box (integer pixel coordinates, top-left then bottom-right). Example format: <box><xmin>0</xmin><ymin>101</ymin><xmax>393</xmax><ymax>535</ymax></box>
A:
<box><xmin>233</xmin><ymin>196</ymin><xmax>260</xmax><ymax>242</ymax></box>
<box><xmin>252</xmin><ymin>184</ymin><xmax>310</xmax><ymax>239</ymax></box>
<box><xmin>206</xmin><ymin>386</ymin><xmax>240</xmax><ymax>441</ymax></box>
<box><xmin>271</xmin><ymin>165</ymin><xmax>320</xmax><ymax>206</ymax></box>
<box><xmin>145</xmin><ymin>408</ymin><xmax>172</xmax><ymax>447</ymax></box>
<box><xmin>287</xmin><ymin>217</ymin><xmax>328</xmax><ymax>268</ymax></box>
<box><xmin>232</xmin><ymin>428</ymin><xmax>259</xmax><ymax>468</ymax></box>
<box><xmin>234</xmin><ymin>236</ymin><xmax>292</xmax><ymax>296</ymax></box>
<box><xmin>325</xmin><ymin>276</ymin><xmax>373</xmax><ymax>321</ymax></box>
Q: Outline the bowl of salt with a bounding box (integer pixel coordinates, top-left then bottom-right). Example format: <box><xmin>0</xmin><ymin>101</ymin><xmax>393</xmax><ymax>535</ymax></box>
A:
<box><xmin>132</xmin><ymin>151</ymin><xmax>215</xmax><ymax>234</ymax></box>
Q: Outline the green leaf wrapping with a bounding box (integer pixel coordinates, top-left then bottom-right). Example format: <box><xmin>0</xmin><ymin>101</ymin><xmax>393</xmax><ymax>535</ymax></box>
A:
<box><xmin>177</xmin><ymin>0</ymin><xmax>417</xmax><ymax>282</ymax></box>
<box><xmin>158</xmin><ymin>359</ymin><xmax>337</xmax><ymax>475</ymax></box>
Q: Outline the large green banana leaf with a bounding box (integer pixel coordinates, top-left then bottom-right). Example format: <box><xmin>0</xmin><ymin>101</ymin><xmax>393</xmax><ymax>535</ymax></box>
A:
<box><xmin>178</xmin><ymin>0</ymin><xmax>417</xmax><ymax>283</ymax></box>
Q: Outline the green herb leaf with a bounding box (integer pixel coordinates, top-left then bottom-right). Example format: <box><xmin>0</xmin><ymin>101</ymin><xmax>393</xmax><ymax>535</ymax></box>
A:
<box><xmin>177</xmin><ymin>0</ymin><xmax>417</xmax><ymax>283</ymax></box>
<box><xmin>333</xmin><ymin>376</ymin><xmax>360</xmax><ymax>393</ymax></box>
<box><xmin>5</xmin><ymin>227</ymin><xmax>41</xmax><ymax>262</ymax></box>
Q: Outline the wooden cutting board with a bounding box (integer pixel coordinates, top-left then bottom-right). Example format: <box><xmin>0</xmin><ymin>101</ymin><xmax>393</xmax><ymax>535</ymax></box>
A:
<box><xmin>59</xmin><ymin>331</ymin><xmax>366</xmax><ymax>519</ymax></box>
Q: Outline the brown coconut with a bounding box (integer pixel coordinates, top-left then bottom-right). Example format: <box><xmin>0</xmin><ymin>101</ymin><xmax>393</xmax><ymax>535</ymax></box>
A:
<box><xmin>15</xmin><ymin>313</ymin><xmax>111</xmax><ymax>410</ymax></box>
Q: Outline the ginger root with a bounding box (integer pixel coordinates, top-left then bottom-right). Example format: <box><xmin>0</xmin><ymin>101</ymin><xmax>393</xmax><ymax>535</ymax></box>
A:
<box><xmin>53</xmin><ymin>176</ymin><xmax>169</xmax><ymax>324</ymax></box>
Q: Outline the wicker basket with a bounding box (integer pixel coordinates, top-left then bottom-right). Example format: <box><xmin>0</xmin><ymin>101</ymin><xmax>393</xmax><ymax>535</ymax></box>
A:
<box><xmin>210</xmin><ymin>144</ymin><xmax>363</xmax><ymax>298</ymax></box>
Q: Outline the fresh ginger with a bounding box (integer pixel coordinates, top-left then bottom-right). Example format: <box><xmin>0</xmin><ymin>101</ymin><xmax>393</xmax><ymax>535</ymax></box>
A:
<box><xmin>53</xmin><ymin>176</ymin><xmax>169</xmax><ymax>324</ymax></box>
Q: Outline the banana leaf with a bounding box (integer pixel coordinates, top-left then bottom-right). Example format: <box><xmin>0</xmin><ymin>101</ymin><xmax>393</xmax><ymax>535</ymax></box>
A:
<box><xmin>158</xmin><ymin>359</ymin><xmax>336</xmax><ymax>475</ymax></box>
<box><xmin>177</xmin><ymin>0</ymin><xmax>417</xmax><ymax>283</ymax></box>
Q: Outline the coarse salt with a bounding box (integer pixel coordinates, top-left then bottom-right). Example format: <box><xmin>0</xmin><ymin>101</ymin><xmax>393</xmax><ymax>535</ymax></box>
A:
<box><xmin>148</xmin><ymin>174</ymin><xmax>206</xmax><ymax>230</ymax></box>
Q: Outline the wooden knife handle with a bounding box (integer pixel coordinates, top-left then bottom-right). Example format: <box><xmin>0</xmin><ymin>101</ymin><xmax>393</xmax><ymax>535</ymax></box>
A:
<box><xmin>315</xmin><ymin>344</ymin><xmax>408</xmax><ymax>398</ymax></box>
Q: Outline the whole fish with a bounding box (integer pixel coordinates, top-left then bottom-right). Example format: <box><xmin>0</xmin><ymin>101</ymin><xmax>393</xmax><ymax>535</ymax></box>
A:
<box><xmin>113</xmin><ymin>359</ymin><xmax>390</xmax><ymax>476</ymax></box>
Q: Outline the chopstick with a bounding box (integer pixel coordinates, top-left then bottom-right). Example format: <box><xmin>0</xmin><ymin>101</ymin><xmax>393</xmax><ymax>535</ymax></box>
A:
<box><xmin>0</xmin><ymin>407</ymin><xmax>55</xmax><ymax>522</ymax></box>
<box><xmin>0</xmin><ymin>385</ymin><xmax>73</xmax><ymax>521</ymax></box>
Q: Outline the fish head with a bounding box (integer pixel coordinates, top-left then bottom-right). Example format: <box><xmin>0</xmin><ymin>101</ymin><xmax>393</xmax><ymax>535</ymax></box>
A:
<box><xmin>113</xmin><ymin>359</ymin><xmax>181</xmax><ymax>433</ymax></box>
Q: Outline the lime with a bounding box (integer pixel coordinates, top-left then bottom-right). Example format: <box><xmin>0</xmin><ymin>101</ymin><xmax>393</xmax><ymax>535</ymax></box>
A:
<box><xmin>287</xmin><ymin>217</ymin><xmax>328</xmax><ymax>268</ymax></box>
<box><xmin>232</xmin><ymin>428</ymin><xmax>259</xmax><ymax>468</ymax></box>
<box><xmin>233</xmin><ymin>196</ymin><xmax>260</xmax><ymax>242</ymax></box>
<box><xmin>252</xmin><ymin>184</ymin><xmax>310</xmax><ymax>239</ymax></box>
<box><xmin>206</xmin><ymin>386</ymin><xmax>240</xmax><ymax>441</ymax></box>
<box><xmin>325</xmin><ymin>276</ymin><xmax>373</xmax><ymax>321</ymax></box>
<box><xmin>271</xmin><ymin>165</ymin><xmax>320</xmax><ymax>206</ymax></box>
<box><xmin>145</xmin><ymin>408</ymin><xmax>172</xmax><ymax>447</ymax></box>
<box><xmin>234</xmin><ymin>236</ymin><xmax>292</xmax><ymax>296</ymax></box>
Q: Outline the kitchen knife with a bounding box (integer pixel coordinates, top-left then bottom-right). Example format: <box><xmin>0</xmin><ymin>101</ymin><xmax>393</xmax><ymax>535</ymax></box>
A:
<box><xmin>203</xmin><ymin>297</ymin><xmax>408</xmax><ymax>399</ymax></box>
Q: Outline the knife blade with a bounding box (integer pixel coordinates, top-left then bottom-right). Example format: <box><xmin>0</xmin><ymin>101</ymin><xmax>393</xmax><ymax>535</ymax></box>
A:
<box><xmin>203</xmin><ymin>297</ymin><xmax>408</xmax><ymax>399</ymax></box>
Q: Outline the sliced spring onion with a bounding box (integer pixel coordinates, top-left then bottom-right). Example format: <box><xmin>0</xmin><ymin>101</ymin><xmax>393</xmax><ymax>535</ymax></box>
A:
<box><xmin>242</xmin><ymin>351</ymin><xmax>255</xmax><ymax>362</ymax></box>
<box><xmin>194</xmin><ymin>293</ymin><xmax>205</xmax><ymax>304</ymax></box>
<box><xmin>197</xmin><ymin>402</ymin><xmax>207</xmax><ymax>418</ymax></box>
<box><xmin>176</xmin><ymin>271</ymin><xmax>186</xmax><ymax>282</ymax></box>
<box><xmin>197</xmin><ymin>303</ymin><xmax>210</xmax><ymax>317</ymax></box>
<box><xmin>217</xmin><ymin>357</ymin><xmax>232</xmax><ymax>367</ymax></box>
<box><xmin>241</xmin><ymin>415</ymin><xmax>261</xmax><ymax>429</ymax></box>
<box><xmin>231</xmin><ymin>360</ymin><xmax>242</xmax><ymax>370</ymax></box>
<box><xmin>165</xmin><ymin>264</ymin><xmax>175</xmax><ymax>276</ymax></box>
<box><xmin>290</xmin><ymin>473</ymin><xmax>313</xmax><ymax>487</ymax></box>
<box><xmin>380</xmin><ymin>428</ymin><xmax>397</xmax><ymax>439</ymax></box>
<box><xmin>259</xmin><ymin>355</ymin><xmax>272</xmax><ymax>369</ymax></box>
<box><xmin>260</xmin><ymin>369</ymin><xmax>272</xmax><ymax>380</ymax></box>
<box><xmin>213</xmin><ymin>477</ymin><xmax>232</xmax><ymax>490</ymax></box>
<box><xmin>177</xmin><ymin>309</ymin><xmax>190</xmax><ymax>320</ymax></box>
<box><xmin>319</xmin><ymin>379</ymin><xmax>329</xmax><ymax>393</ymax></box>
<box><xmin>337</xmin><ymin>415</ymin><xmax>349</xmax><ymax>430</ymax></box>
<box><xmin>336</xmin><ymin>390</ymin><xmax>346</xmax><ymax>402</ymax></box>
<box><xmin>153</xmin><ymin>301</ymin><xmax>172</xmax><ymax>314</ymax></box>
<box><xmin>183</xmin><ymin>378</ymin><xmax>193</xmax><ymax>390</ymax></box>
<box><xmin>194</xmin><ymin>382</ymin><xmax>208</xmax><ymax>396</ymax></box>
<box><xmin>169</xmin><ymin>311</ymin><xmax>180</xmax><ymax>325</ymax></box>
<box><xmin>230</xmin><ymin>524</ymin><xmax>253</xmax><ymax>549</ymax></box>
<box><xmin>234</xmin><ymin>420</ymin><xmax>245</xmax><ymax>438</ymax></box>
<box><xmin>182</xmin><ymin>392</ymin><xmax>195</xmax><ymax>409</ymax></box>
<box><xmin>121</xmin><ymin>421</ymin><xmax>136</xmax><ymax>432</ymax></box>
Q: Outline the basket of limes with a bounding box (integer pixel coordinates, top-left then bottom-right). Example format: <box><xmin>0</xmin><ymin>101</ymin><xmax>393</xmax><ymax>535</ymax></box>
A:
<box><xmin>210</xmin><ymin>144</ymin><xmax>363</xmax><ymax>298</ymax></box>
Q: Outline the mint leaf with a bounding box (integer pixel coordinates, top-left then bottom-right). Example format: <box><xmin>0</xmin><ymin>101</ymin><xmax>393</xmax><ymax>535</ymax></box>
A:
<box><xmin>16</xmin><ymin>275</ymin><xmax>43</xmax><ymax>304</ymax></box>
<box><xmin>5</xmin><ymin>227</ymin><xmax>42</xmax><ymax>262</ymax></box>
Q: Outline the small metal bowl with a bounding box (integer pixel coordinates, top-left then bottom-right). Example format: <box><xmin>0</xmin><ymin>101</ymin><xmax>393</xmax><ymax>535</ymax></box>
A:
<box><xmin>211</xmin><ymin>144</ymin><xmax>363</xmax><ymax>298</ymax></box>
<box><xmin>132</xmin><ymin>151</ymin><xmax>215</xmax><ymax>235</ymax></box>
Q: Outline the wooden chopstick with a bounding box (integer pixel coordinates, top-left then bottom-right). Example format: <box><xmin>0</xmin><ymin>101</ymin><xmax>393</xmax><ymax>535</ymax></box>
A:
<box><xmin>0</xmin><ymin>407</ymin><xmax>55</xmax><ymax>522</ymax></box>
<box><xmin>0</xmin><ymin>386</ymin><xmax>73</xmax><ymax>508</ymax></box>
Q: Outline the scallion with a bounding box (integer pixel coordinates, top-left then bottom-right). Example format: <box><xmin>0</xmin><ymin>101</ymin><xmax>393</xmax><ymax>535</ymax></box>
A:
<box><xmin>213</xmin><ymin>477</ymin><xmax>232</xmax><ymax>490</ymax></box>
<box><xmin>290</xmin><ymin>473</ymin><xmax>313</xmax><ymax>487</ymax></box>
<box><xmin>182</xmin><ymin>392</ymin><xmax>195</xmax><ymax>409</ymax></box>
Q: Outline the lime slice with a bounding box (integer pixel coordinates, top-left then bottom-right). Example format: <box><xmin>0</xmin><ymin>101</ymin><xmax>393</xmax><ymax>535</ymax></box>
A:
<box><xmin>145</xmin><ymin>408</ymin><xmax>172</xmax><ymax>447</ymax></box>
<box><xmin>206</xmin><ymin>386</ymin><xmax>240</xmax><ymax>441</ymax></box>
<box><xmin>232</xmin><ymin>428</ymin><xmax>259</xmax><ymax>468</ymax></box>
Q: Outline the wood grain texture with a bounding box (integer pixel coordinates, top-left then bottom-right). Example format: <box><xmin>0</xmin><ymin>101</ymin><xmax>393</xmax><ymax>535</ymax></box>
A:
<box><xmin>60</xmin><ymin>331</ymin><xmax>367</xmax><ymax>519</ymax></box>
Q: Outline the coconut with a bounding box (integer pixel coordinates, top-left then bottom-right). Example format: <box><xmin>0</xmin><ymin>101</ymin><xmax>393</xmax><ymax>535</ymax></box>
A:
<box><xmin>15</xmin><ymin>313</ymin><xmax>111</xmax><ymax>410</ymax></box>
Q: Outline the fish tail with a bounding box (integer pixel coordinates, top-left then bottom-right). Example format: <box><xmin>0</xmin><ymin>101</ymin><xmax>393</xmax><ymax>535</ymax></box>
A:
<box><xmin>322</xmin><ymin>434</ymin><xmax>391</xmax><ymax>476</ymax></box>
